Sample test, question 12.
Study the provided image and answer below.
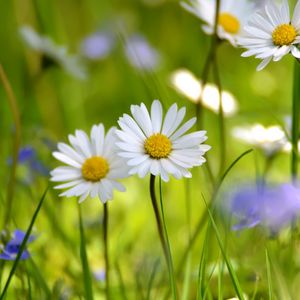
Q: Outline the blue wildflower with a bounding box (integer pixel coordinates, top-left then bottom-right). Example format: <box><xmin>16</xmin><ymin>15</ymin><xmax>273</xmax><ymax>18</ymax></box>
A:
<box><xmin>93</xmin><ymin>269</ymin><xmax>106</xmax><ymax>282</ymax></box>
<box><xmin>0</xmin><ymin>230</ymin><xmax>35</xmax><ymax>261</ymax></box>
<box><xmin>227</xmin><ymin>183</ymin><xmax>300</xmax><ymax>232</ymax></box>
<box><xmin>81</xmin><ymin>31</ymin><xmax>115</xmax><ymax>60</ymax></box>
<box><xmin>124</xmin><ymin>34</ymin><xmax>161</xmax><ymax>71</ymax></box>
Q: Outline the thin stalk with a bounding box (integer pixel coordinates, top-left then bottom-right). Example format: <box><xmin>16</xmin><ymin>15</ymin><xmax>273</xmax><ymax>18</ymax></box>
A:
<box><xmin>149</xmin><ymin>175</ymin><xmax>177</xmax><ymax>299</ymax></box>
<box><xmin>291</xmin><ymin>59</ymin><xmax>300</xmax><ymax>181</ymax></box>
<box><xmin>103</xmin><ymin>203</ymin><xmax>110</xmax><ymax>300</ymax></box>
<box><xmin>212</xmin><ymin>59</ymin><xmax>226</xmax><ymax>175</ymax></box>
<box><xmin>0</xmin><ymin>65</ymin><xmax>21</xmax><ymax>228</ymax></box>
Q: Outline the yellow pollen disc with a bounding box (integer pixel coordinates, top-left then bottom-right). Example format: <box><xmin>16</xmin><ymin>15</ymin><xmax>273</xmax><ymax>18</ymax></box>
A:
<box><xmin>218</xmin><ymin>13</ymin><xmax>240</xmax><ymax>34</ymax></box>
<box><xmin>81</xmin><ymin>156</ymin><xmax>109</xmax><ymax>182</ymax></box>
<box><xmin>272</xmin><ymin>24</ymin><xmax>297</xmax><ymax>46</ymax></box>
<box><xmin>144</xmin><ymin>134</ymin><xmax>172</xmax><ymax>159</ymax></box>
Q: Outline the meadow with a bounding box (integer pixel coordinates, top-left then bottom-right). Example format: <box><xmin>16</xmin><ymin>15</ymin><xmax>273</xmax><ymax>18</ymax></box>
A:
<box><xmin>1</xmin><ymin>0</ymin><xmax>300</xmax><ymax>299</ymax></box>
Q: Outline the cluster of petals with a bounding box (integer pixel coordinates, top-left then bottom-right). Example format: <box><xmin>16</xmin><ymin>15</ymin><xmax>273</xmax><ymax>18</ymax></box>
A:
<box><xmin>50</xmin><ymin>125</ymin><xmax>128</xmax><ymax>203</ymax></box>
<box><xmin>116</xmin><ymin>100</ymin><xmax>210</xmax><ymax>182</ymax></box>
<box><xmin>239</xmin><ymin>0</ymin><xmax>300</xmax><ymax>70</ymax></box>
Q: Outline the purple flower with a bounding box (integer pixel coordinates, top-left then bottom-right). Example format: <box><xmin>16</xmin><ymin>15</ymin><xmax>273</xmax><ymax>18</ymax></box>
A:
<box><xmin>7</xmin><ymin>146</ymin><xmax>49</xmax><ymax>184</ymax></box>
<box><xmin>0</xmin><ymin>230</ymin><xmax>35</xmax><ymax>261</ymax></box>
<box><xmin>125</xmin><ymin>35</ymin><xmax>161</xmax><ymax>71</ymax></box>
<box><xmin>93</xmin><ymin>269</ymin><xmax>105</xmax><ymax>282</ymax></box>
<box><xmin>81</xmin><ymin>32</ymin><xmax>114</xmax><ymax>60</ymax></box>
<box><xmin>228</xmin><ymin>183</ymin><xmax>300</xmax><ymax>232</ymax></box>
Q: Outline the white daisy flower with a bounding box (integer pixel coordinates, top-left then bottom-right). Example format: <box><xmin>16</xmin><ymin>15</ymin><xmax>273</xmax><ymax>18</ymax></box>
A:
<box><xmin>239</xmin><ymin>0</ymin><xmax>300</xmax><ymax>71</ymax></box>
<box><xmin>19</xmin><ymin>25</ymin><xmax>88</xmax><ymax>80</ymax></box>
<box><xmin>116</xmin><ymin>100</ymin><xmax>211</xmax><ymax>182</ymax></box>
<box><xmin>232</xmin><ymin>124</ymin><xmax>288</xmax><ymax>156</ymax></box>
<box><xmin>181</xmin><ymin>0</ymin><xmax>255</xmax><ymax>46</ymax></box>
<box><xmin>50</xmin><ymin>125</ymin><xmax>129</xmax><ymax>203</ymax></box>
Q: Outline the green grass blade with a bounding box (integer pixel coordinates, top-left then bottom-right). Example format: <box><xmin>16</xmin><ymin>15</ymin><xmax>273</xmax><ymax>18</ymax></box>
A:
<box><xmin>78</xmin><ymin>205</ymin><xmax>94</xmax><ymax>300</ymax></box>
<box><xmin>0</xmin><ymin>187</ymin><xmax>48</xmax><ymax>300</ymax></box>
<box><xmin>27</xmin><ymin>269</ymin><xmax>32</xmax><ymax>300</ymax></box>
<box><xmin>28</xmin><ymin>258</ymin><xmax>51</xmax><ymax>299</ymax></box>
<box><xmin>291</xmin><ymin>60</ymin><xmax>300</xmax><ymax>180</ymax></box>
<box><xmin>115</xmin><ymin>261</ymin><xmax>128</xmax><ymax>300</ymax></box>
<box><xmin>181</xmin><ymin>253</ymin><xmax>191</xmax><ymax>300</ymax></box>
<box><xmin>176</xmin><ymin>149</ymin><xmax>253</xmax><ymax>277</ymax></box>
<box><xmin>197</xmin><ymin>221</ymin><xmax>211</xmax><ymax>300</ymax></box>
<box><xmin>146</xmin><ymin>259</ymin><xmax>159</xmax><ymax>300</ymax></box>
<box><xmin>265</xmin><ymin>248</ymin><xmax>273</xmax><ymax>300</ymax></box>
<box><xmin>159</xmin><ymin>178</ymin><xmax>177</xmax><ymax>300</ymax></box>
<box><xmin>202</xmin><ymin>195</ymin><xmax>244</xmax><ymax>300</ymax></box>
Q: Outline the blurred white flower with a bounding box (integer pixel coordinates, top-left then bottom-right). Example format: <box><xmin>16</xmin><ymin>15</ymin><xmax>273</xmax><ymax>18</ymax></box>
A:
<box><xmin>181</xmin><ymin>0</ymin><xmax>255</xmax><ymax>46</ymax></box>
<box><xmin>50</xmin><ymin>124</ymin><xmax>129</xmax><ymax>203</ymax></box>
<box><xmin>19</xmin><ymin>25</ymin><xmax>88</xmax><ymax>80</ymax></box>
<box><xmin>232</xmin><ymin>124</ymin><xmax>288</xmax><ymax>156</ymax></box>
<box><xmin>239</xmin><ymin>0</ymin><xmax>300</xmax><ymax>71</ymax></box>
<box><xmin>170</xmin><ymin>69</ymin><xmax>238</xmax><ymax>117</ymax></box>
<box><xmin>80</xmin><ymin>31</ymin><xmax>115</xmax><ymax>60</ymax></box>
<box><xmin>124</xmin><ymin>34</ymin><xmax>161</xmax><ymax>71</ymax></box>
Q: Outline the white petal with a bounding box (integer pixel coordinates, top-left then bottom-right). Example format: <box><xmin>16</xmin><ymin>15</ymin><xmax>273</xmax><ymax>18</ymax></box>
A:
<box><xmin>151</xmin><ymin>100</ymin><xmax>163</xmax><ymax>133</ymax></box>
<box><xmin>53</xmin><ymin>152</ymin><xmax>82</xmax><ymax>168</ymax></box>
<box><xmin>170</xmin><ymin>118</ymin><xmax>196</xmax><ymax>140</ymax></box>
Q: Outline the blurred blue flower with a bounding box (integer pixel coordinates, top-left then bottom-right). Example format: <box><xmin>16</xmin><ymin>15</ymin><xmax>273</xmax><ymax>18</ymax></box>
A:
<box><xmin>8</xmin><ymin>146</ymin><xmax>49</xmax><ymax>184</ymax></box>
<box><xmin>93</xmin><ymin>269</ymin><xmax>106</xmax><ymax>282</ymax></box>
<box><xmin>0</xmin><ymin>230</ymin><xmax>35</xmax><ymax>260</ymax></box>
<box><xmin>228</xmin><ymin>183</ymin><xmax>300</xmax><ymax>232</ymax></box>
<box><xmin>81</xmin><ymin>31</ymin><xmax>115</xmax><ymax>60</ymax></box>
<box><xmin>125</xmin><ymin>34</ymin><xmax>161</xmax><ymax>71</ymax></box>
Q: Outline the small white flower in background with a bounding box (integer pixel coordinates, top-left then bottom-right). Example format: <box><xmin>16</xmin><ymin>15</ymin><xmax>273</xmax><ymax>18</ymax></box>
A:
<box><xmin>181</xmin><ymin>0</ymin><xmax>255</xmax><ymax>46</ymax></box>
<box><xmin>116</xmin><ymin>100</ymin><xmax>211</xmax><ymax>182</ymax></box>
<box><xmin>50</xmin><ymin>125</ymin><xmax>129</xmax><ymax>203</ymax></box>
<box><xmin>232</xmin><ymin>124</ymin><xmax>288</xmax><ymax>156</ymax></box>
<box><xmin>19</xmin><ymin>25</ymin><xmax>88</xmax><ymax>80</ymax></box>
<box><xmin>170</xmin><ymin>69</ymin><xmax>238</xmax><ymax>117</ymax></box>
<box><xmin>80</xmin><ymin>31</ymin><xmax>115</xmax><ymax>60</ymax></box>
<box><xmin>124</xmin><ymin>34</ymin><xmax>161</xmax><ymax>71</ymax></box>
<box><xmin>239</xmin><ymin>0</ymin><xmax>300</xmax><ymax>71</ymax></box>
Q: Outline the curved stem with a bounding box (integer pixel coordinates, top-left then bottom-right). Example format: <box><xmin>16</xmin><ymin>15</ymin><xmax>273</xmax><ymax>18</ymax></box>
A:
<box><xmin>149</xmin><ymin>175</ymin><xmax>177</xmax><ymax>299</ymax></box>
<box><xmin>103</xmin><ymin>203</ymin><xmax>110</xmax><ymax>300</ymax></box>
<box><xmin>0</xmin><ymin>65</ymin><xmax>21</xmax><ymax>228</ymax></box>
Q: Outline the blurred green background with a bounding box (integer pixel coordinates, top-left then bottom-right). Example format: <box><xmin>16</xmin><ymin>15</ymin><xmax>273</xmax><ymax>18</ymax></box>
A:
<box><xmin>0</xmin><ymin>0</ymin><xmax>299</xmax><ymax>299</ymax></box>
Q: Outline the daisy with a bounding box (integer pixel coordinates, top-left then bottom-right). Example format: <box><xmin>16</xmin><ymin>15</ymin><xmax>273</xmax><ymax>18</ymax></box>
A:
<box><xmin>50</xmin><ymin>125</ymin><xmax>128</xmax><ymax>203</ymax></box>
<box><xmin>181</xmin><ymin>0</ymin><xmax>255</xmax><ymax>46</ymax></box>
<box><xmin>232</xmin><ymin>124</ymin><xmax>288</xmax><ymax>156</ymax></box>
<box><xmin>116</xmin><ymin>100</ymin><xmax>211</xmax><ymax>182</ymax></box>
<box><xmin>19</xmin><ymin>25</ymin><xmax>88</xmax><ymax>80</ymax></box>
<box><xmin>239</xmin><ymin>0</ymin><xmax>300</xmax><ymax>71</ymax></box>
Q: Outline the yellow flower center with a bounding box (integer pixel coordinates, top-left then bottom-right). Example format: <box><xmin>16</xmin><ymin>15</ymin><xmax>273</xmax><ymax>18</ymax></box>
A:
<box><xmin>81</xmin><ymin>156</ymin><xmax>109</xmax><ymax>182</ymax></box>
<box><xmin>218</xmin><ymin>13</ymin><xmax>240</xmax><ymax>34</ymax></box>
<box><xmin>144</xmin><ymin>134</ymin><xmax>172</xmax><ymax>159</ymax></box>
<box><xmin>272</xmin><ymin>24</ymin><xmax>297</xmax><ymax>46</ymax></box>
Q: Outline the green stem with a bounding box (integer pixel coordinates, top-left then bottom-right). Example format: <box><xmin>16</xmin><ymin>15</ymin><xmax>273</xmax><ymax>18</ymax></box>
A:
<box><xmin>291</xmin><ymin>59</ymin><xmax>300</xmax><ymax>181</ymax></box>
<box><xmin>0</xmin><ymin>65</ymin><xmax>21</xmax><ymax>228</ymax></box>
<box><xmin>149</xmin><ymin>175</ymin><xmax>177</xmax><ymax>299</ymax></box>
<box><xmin>103</xmin><ymin>203</ymin><xmax>110</xmax><ymax>300</ymax></box>
<box><xmin>212</xmin><ymin>58</ymin><xmax>226</xmax><ymax>176</ymax></box>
